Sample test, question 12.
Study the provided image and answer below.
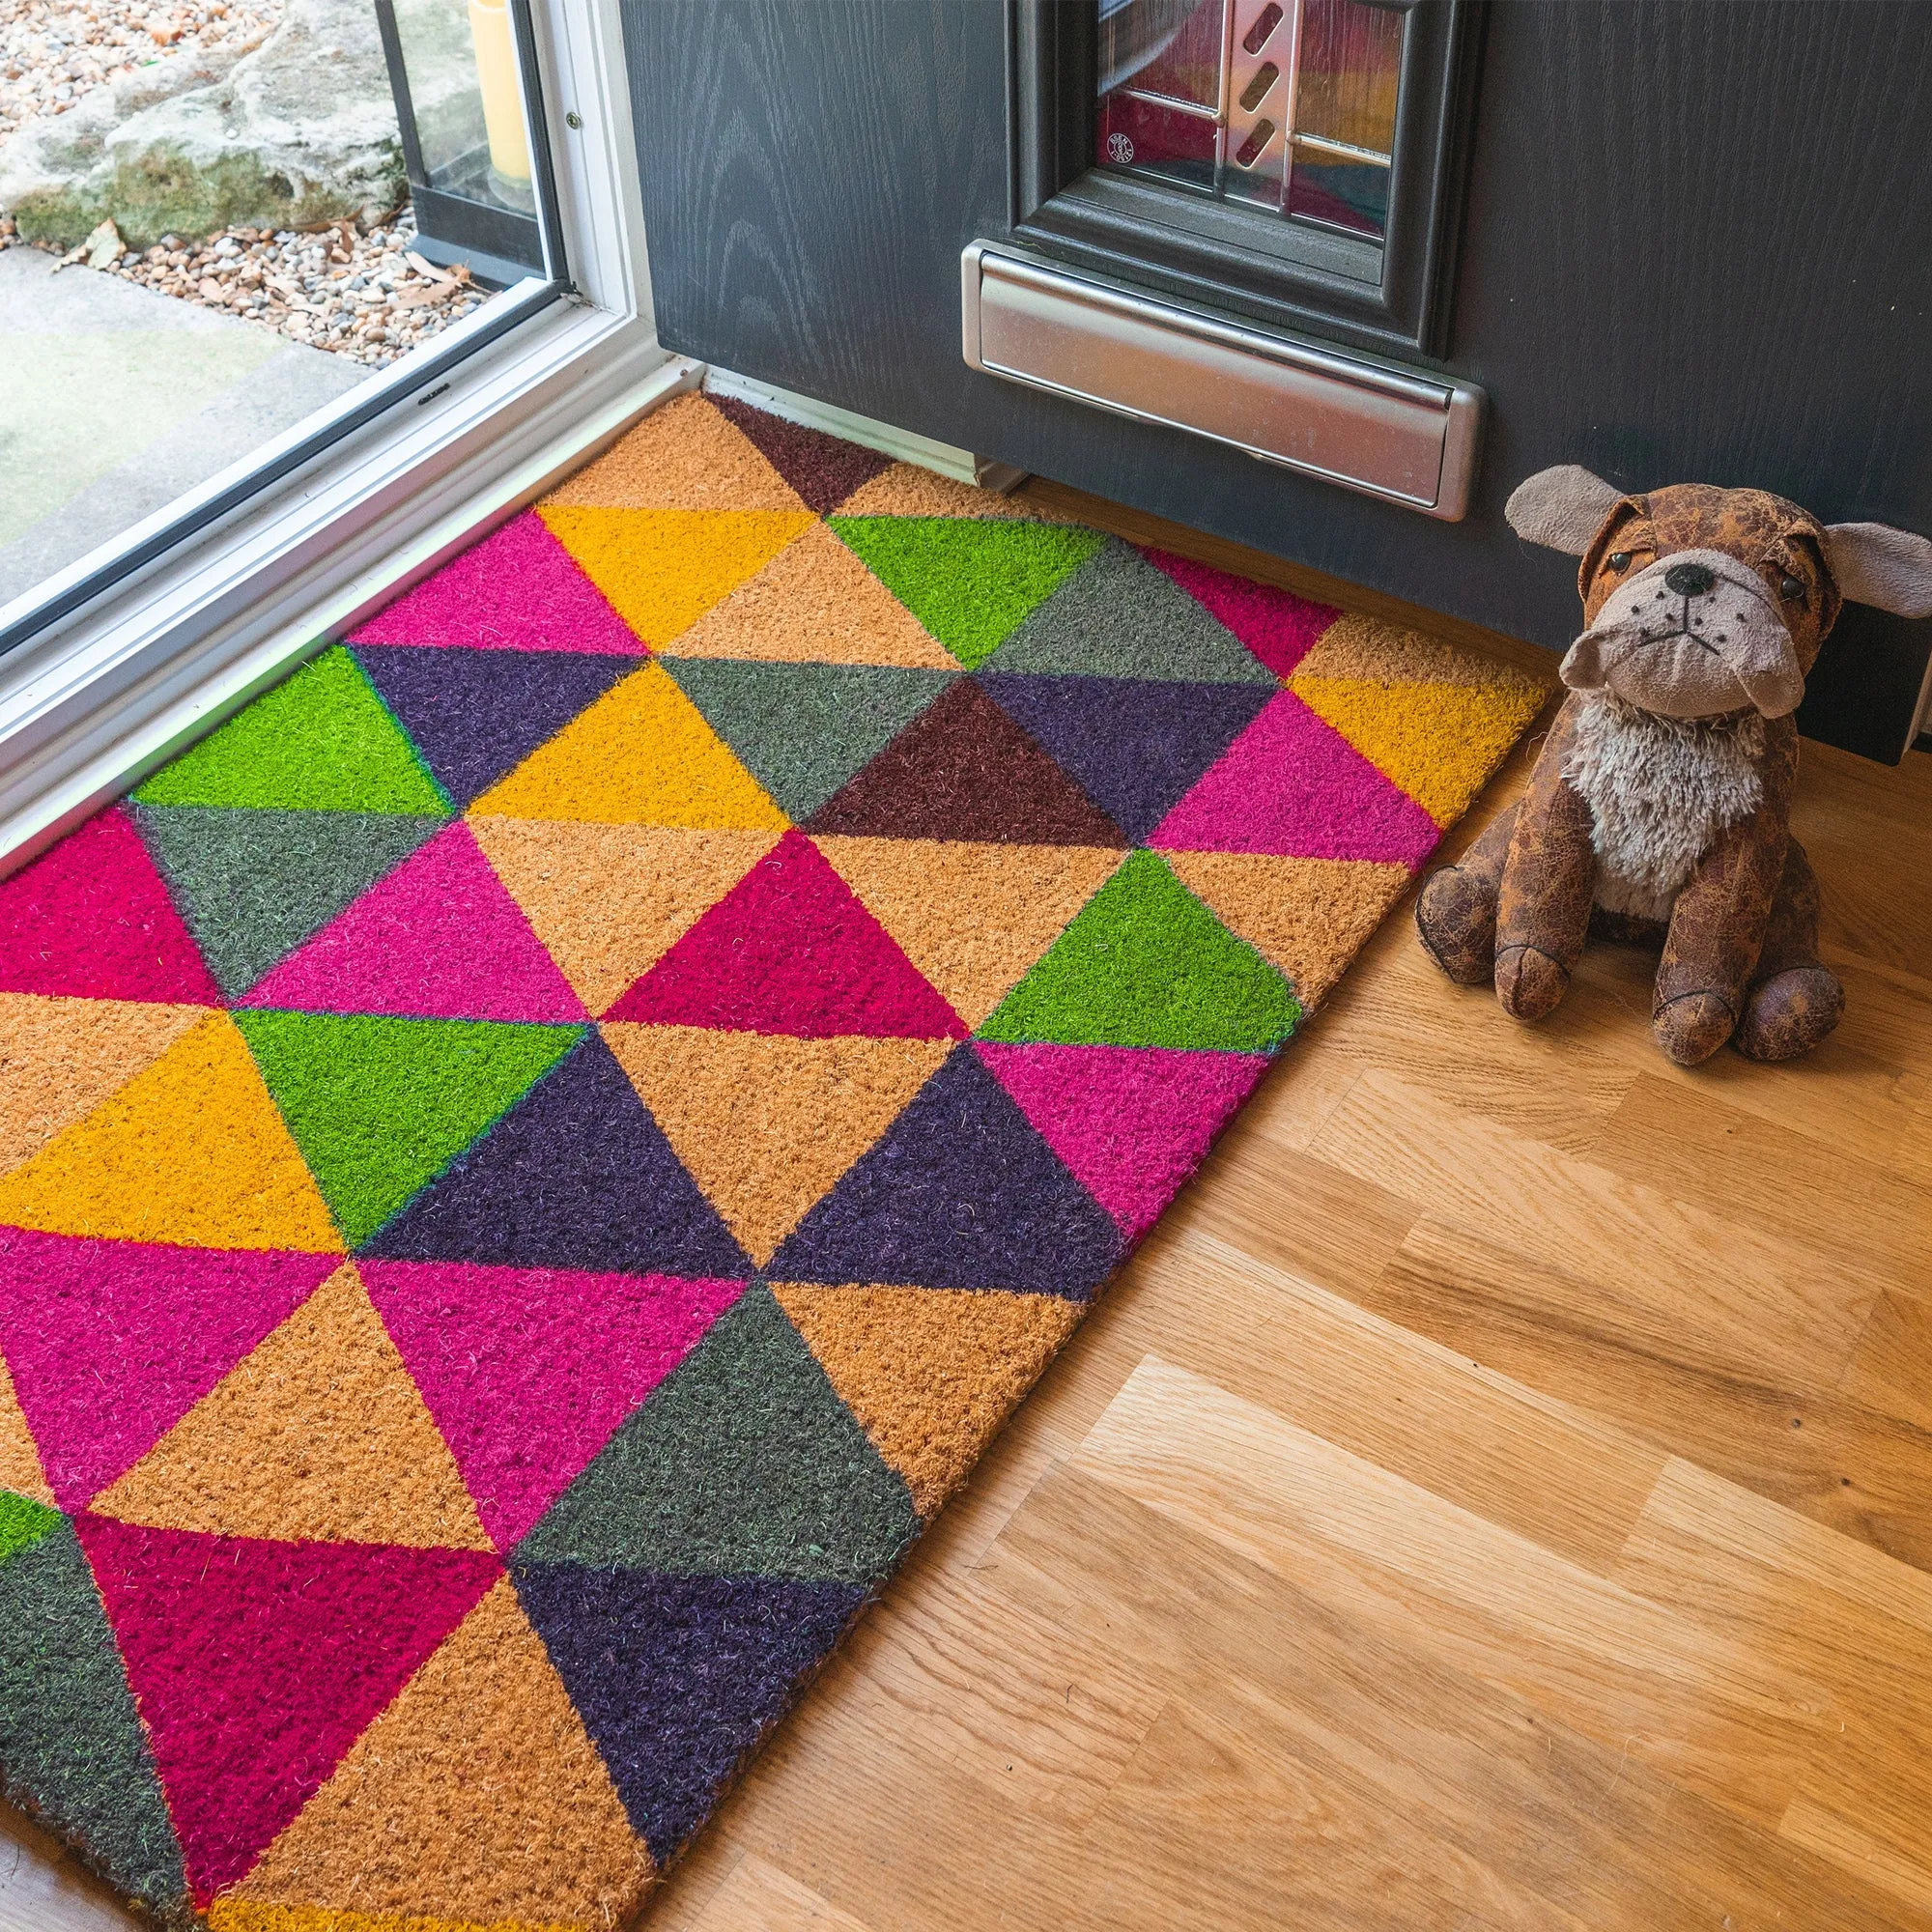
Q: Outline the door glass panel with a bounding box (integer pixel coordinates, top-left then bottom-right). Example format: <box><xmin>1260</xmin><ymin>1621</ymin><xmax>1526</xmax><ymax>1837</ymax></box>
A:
<box><xmin>1095</xmin><ymin>0</ymin><xmax>1403</xmax><ymax>243</ymax></box>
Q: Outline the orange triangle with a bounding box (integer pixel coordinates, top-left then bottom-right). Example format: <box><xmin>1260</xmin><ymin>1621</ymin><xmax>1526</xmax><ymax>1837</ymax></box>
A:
<box><xmin>229</xmin><ymin>1577</ymin><xmax>651</xmax><ymax>1926</ymax></box>
<box><xmin>469</xmin><ymin>818</ymin><xmax>780</xmax><ymax>1016</ymax></box>
<box><xmin>812</xmin><ymin>836</ymin><xmax>1122</xmax><ymax>1027</ymax></box>
<box><xmin>833</xmin><ymin>463</ymin><xmax>1071</xmax><ymax>521</ymax></box>
<box><xmin>1290</xmin><ymin>609</ymin><xmax>1548</xmax><ymax>691</ymax></box>
<box><xmin>770</xmin><ymin>1283</ymin><xmax>1079</xmax><ymax>1516</ymax></box>
<box><xmin>0</xmin><ymin>1352</ymin><xmax>54</xmax><ymax>1507</ymax></box>
<box><xmin>602</xmin><ymin>1024</ymin><xmax>951</xmax><ymax>1264</ymax></box>
<box><xmin>535</xmin><ymin>506</ymin><xmax>816</xmax><ymax>648</ymax></box>
<box><xmin>539</xmin><ymin>390</ymin><xmax>810</xmax><ymax>513</ymax></box>
<box><xmin>0</xmin><ymin>1010</ymin><xmax>341</xmax><ymax>1252</ymax></box>
<box><xmin>93</xmin><ymin>1263</ymin><xmax>491</xmax><ymax>1548</ymax></box>
<box><xmin>1164</xmin><ymin>850</ymin><xmax>1410</xmax><ymax>1009</ymax></box>
<box><xmin>664</xmin><ymin>520</ymin><xmax>961</xmax><ymax>667</ymax></box>
<box><xmin>0</xmin><ymin>994</ymin><xmax>206</xmax><ymax>1179</ymax></box>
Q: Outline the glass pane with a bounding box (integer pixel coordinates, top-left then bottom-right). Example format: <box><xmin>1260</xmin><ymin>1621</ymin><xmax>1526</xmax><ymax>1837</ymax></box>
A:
<box><xmin>1094</xmin><ymin>0</ymin><xmax>1403</xmax><ymax>242</ymax></box>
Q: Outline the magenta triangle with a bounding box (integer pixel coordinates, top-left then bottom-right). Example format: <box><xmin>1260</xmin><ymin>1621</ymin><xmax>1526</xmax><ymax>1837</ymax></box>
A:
<box><xmin>74</xmin><ymin>1514</ymin><xmax>499</xmax><ymax>1904</ymax></box>
<box><xmin>0</xmin><ymin>1231</ymin><xmax>337</xmax><ymax>1508</ymax></box>
<box><xmin>347</xmin><ymin>510</ymin><xmax>645</xmax><ymax>656</ymax></box>
<box><xmin>360</xmin><ymin>1259</ymin><xmax>745</xmax><ymax>1548</ymax></box>
<box><xmin>604</xmin><ymin>830</ymin><xmax>964</xmax><ymax>1038</ymax></box>
<box><xmin>240</xmin><ymin>821</ymin><xmax>585</xmax><ymax>1021</ymax></box>
<box><xmin>1151</xmin><ymin>689</ymin><xmax>1442</xmax><ymax>867</ymax></box>
<box><xmin>1141</xmin><ymin>547</ymin><xmax>1340</xmax><ymax>680</ymax></box>
<box><xmin>0</xmin><ymin>807</ymin><xmax>221</xmax><ymax>1005</ymax></box>
<box><xmin>973</xmin><ymin>1041</ymin><xmax>1268</xmax><ymax>1239</ymax></box>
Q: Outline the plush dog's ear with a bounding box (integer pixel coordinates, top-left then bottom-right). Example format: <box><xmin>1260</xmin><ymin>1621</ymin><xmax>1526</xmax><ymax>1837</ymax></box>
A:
<box><xmin>1505</xmin><ymin>466</ymin><xmax>1626</xmax><ymax>554</ymax></box>
<box><xmin>1824</xmin><ymin>522</ymin><xmax>1932</xmax><ymax>618</ymax></box>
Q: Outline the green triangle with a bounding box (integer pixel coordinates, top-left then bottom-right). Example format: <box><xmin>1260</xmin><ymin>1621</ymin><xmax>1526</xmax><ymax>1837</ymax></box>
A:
<box><xmin>982</xmin><ymin>539</ymin><xmax>1277</xmax><ymax>684</ymax></box>
<box><xmin>0</xmin><ymin>1520</ymin><xmax>187</xmax><ymax>1915</ymax></box>
<box><xmin>517</xmin><ymin>1285</ymin><xmax>920</xmax><ymax>1585</ymax></box>
<box><xmin>131</xmin><ymin>805</ymin><xmax>443</xmax><ymax>998</ymax></box>
<box><xmin>0</xmin><ymin>1487</ymin><xmax>62</xmax><ymax>1565</ymax></box>
<box><xmin>828</xmin><ymin>516</ymin><xmax>1106</xmax><ymax>670</ymax></box>
<box><xmin>978</xmin><ymin>848</ymin><xmax>1300</xmax><ymax>1051</ymax></box>
<box><xmin>134</xmin><ymin>646</ymin><xmax>451</xmax><ymax>813</ymax></box>
<box><xmin>658</xmin><ymin>658</ymin><xmax>956</xmax><ymax>820</ymax></box>
<box><xmin>234</xmin><ymin>1010</ymin><xmax>582</xmax><ymax>1246</ymax></box>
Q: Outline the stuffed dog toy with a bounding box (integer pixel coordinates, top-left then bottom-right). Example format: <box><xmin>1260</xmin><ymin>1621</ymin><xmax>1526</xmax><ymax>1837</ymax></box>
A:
<box><xmin>1416</xmin><ymin>468</ymin><xmax>1932</xmax><ymax>1065</ymax></box>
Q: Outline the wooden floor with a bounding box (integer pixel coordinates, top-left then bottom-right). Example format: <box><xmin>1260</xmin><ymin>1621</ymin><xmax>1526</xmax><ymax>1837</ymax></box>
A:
<box><xmin>8</xmin><ymin>494</ymin><xmax>1932</xmax><ymax>1932</ymax></box>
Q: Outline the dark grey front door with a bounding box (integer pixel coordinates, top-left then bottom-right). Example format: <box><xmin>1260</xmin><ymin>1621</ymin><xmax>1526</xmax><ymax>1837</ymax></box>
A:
<box><xmin>628</xmin><ymin>1</ymin><xmax>1932</xmax><ymax>760</ymax></box>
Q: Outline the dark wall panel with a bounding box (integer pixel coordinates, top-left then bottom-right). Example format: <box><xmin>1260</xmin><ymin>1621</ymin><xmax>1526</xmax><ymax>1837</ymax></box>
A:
<box><xmin>629</xmin><ymin>0</ymin><xmax>1932</xmax><ymax>758</ymax></box>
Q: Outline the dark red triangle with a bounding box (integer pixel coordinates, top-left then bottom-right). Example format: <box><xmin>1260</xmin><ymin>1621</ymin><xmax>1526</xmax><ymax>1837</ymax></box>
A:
<box><xmin>74</xmin><ymin>1515</ymin><xmax>498</xmax><ymax>1903</ymax></box>
<box><xmin>804</xmin><ymin>680</ymin><xmax>1126</xmax><ymax>847</ymax></box>
<box><xmin>605</xmin><ymin>829</ymin><xmax>963</xmax><ymax>1037</ymax></box>
<box><xmin>705</xmin><ymin>394</ymin><xmax>893</xmax><ymax>514</ymax></box>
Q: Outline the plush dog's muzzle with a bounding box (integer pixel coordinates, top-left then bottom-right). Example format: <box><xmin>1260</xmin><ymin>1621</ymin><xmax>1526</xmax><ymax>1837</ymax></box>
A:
<box><xmin>1559</xmin><ymin>547</ymin><xmax>1805</xmax><ymax>719</ymax></box>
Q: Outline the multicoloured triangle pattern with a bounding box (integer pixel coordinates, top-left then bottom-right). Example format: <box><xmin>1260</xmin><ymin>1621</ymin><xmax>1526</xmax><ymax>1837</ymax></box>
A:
<box><xmin>0</xmin><ymin>389</ymin><xmax>1545</xmax><ymax>1925</ymax></box>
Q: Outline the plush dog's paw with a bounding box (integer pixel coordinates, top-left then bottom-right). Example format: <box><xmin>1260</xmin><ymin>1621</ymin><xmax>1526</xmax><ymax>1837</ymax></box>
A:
<box><xmin>1733</xmin><ymin>966</ymin><xmax>1844</xmax><ymax>1062</ymax></box>
<box><xmin>1493</xmin><ymin>944</ymin><xmax>1569</xmax><ymax>1021</ymax></box>
<box><xmin>1653</xmin><ymin>989</ymin><xmax>1736</xmax><ymax>1065</ymax></box>
<box><xmin>1415</xmin><ymin>867</ymin><xmax>1498</xmax><ymax>985</ymax></box>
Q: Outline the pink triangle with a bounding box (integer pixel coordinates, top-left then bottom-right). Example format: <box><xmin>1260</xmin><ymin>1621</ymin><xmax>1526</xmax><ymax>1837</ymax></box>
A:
<box><xmin>75</xmin><ymin>1514</ymin><xmax>498</xmax><ymax>1903</ymax></box>
<box><xmin>360</xmin><ymin>1260</ymin><xmax>744</xmax><ymax>1548</ymax></box>
<box><xmin>347</xmin><ymin>510</ymin><xmax>645</xmax><ymax>655</ymax></box>
<box><xmin>240</xmin><ymin>822</ymin><xmax>585</xmax><ymax>1021</ymax></box>
<box><xmin>1151</xmin><ymin>689</ymin><xmax>1442</xmax><ymax>867</ymax></box>
<box><xmin>0</xmin><ymin>808</ymin><xmax>221</xmax><ymax>1004</ymax></box>
<box><xmin>0</xmin><ymin>1231</ymin><xmax>337</xmax><ymax>1508</ymax></box>
<box><xmin>1142</xmin><ymin>547</ymin><xmax>1340</xmax><ymax>680</ymax></box>
<box><xmin>974</xmin><ymin>1042</ymin><xmax>1267</xmax><ymax>1241</ymax></box>
<box><xmin>605</xmin><ymin>830</ymin><xmax>965</xmax><ymax>1038</ymax></box>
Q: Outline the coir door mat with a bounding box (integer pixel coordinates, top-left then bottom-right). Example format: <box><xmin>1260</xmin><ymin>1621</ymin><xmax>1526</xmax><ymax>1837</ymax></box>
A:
<box><xmin>0</xmin><ymin>392</ymin><xmax>1545</xmax><ymax>1930</ymax></box>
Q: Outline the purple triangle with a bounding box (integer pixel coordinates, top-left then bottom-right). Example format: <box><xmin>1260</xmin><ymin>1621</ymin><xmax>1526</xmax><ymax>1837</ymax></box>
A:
<box><xmin>979</xmin><ymin>672</ymin><xmax>1274</xmax><ymax>842</ymax></box>
<box><xmin>76</xmin><ymin>1515</ymin><xmax>498</xmax><ymax>1903</ymax></box>
<box><xmin>351</xmin><ymin>646</ymin><xmax>631</xmax><ymax>808</ymax></box>
<box><xmin>0</xmin><ymin>1232</ymin><xmax>337</xmax><ymax>1508</ymax></box>
<box><xmin>513</xmin><ymin>1561</ymin><xmax>862</xmax><ymax>1864</ymax></box>
<box><xmin>767</xmin><ymin>1045</ymin><xmax>1122</xmax><ymax>1299</ymax></box>
<box><xmin>360</xmin><ymin>1033</ymin><xmax>752</xmax><ymax>1279</ymax></box>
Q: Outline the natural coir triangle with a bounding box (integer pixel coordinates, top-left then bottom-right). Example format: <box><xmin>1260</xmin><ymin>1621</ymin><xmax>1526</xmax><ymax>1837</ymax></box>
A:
<box><xmin>231</xmin><ymin>1009</ymin><xmax>581</xmax><ymax>1248</ymax></box>
<box><xmin>0</xmin><ymin>1355</ymin><xmax>53</xmax><ymax>1503</ymax></box>
<box><xmin>516</xmin><ymin>1283</ymin><xmax>918</xmax><ymax>1586</ymax></box>
<box><xmin>0</xmin><ymin>1517</ymin><xmax>188</xmax><ymax>1918</ymax></box>
<box><xmin>73</xmin><ymin>1513</ymin><xmax>499</xmax><ymax>1904</ymax></box>
<box><xmin>540</xmin><ymin>390</ymin><xmax>808</xmax><ymax>514</ymax></box>
<box><xmin>133</xmin><ymin>647</ymin><xmax>450</xmax><ymax>815</ymax></box>
<box><xmin>0</xmin><ymin>808</ymin><xmax>223</xmax><ymax>1006</ymax></box>
<box><xmin>978</xmin><ymin>848</ymin><xmax>1301</xmax><ymax>1054</ymax></box>
<box><xmin>707</xmin><ymin>393</ymin><xmax>895</xmax><ymax>514</ymax></box>
<box><xmin>804</xmin><ymin>679</ymin><xmax>1126</xmax><ymax>847</ymax></box>
<box><xmin>131</xmin><ymin>805</ymin><xmax>444</xmax><ymax>1001</ymax></box>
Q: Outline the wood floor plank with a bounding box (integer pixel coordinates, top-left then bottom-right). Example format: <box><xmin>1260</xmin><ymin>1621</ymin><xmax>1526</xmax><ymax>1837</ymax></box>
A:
<box><xmin>685</xmin><ymin>1852</ymin><xmax>878</xmax><ymax>1932</ymax></box>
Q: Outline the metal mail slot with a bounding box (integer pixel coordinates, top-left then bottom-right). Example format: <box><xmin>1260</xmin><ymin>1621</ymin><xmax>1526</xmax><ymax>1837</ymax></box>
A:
<box><xmin>961</xmin><ymin>243</ymin><xmax>1483</xmax><ymax>521</ymax></box>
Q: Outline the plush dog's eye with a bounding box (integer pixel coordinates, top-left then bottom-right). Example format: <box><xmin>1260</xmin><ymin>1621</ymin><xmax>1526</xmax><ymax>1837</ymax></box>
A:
<box><xmin>1608</xmin><ymin>552</ymin><xmax>1633</xmax><ymax>571</ymax></box>
<box><xmin>1779</xmin><ymin>574</ymin><xmax>1805</xmax><ymax>600</ymax></box>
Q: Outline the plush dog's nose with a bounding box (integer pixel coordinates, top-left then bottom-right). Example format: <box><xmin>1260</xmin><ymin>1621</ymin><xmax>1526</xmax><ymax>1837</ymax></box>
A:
<box><xmin>1663</xmin><ymin>561</ymin><xmax>1717</xmax><ymax>596</ymax></box>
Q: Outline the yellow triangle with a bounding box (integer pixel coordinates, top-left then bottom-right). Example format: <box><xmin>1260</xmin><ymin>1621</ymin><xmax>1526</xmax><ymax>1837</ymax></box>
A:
<box><xmin>468</xmin><ymin>661</ymin><xmax>790</xmax><ymax>829</ymax></box>
<box><xmin>811</xmin><ymin>837</ymin><xmax>1122</xmax><ymax>1027</ymax></box>
<box><xmin>535</xmin><ymin>505</ymin><xmax>815</xmax><ymax>647</ymax></box>
<box><xmin>92</xmin><ymin>1262</ymin><xmax>491</xmax><ymax>1547</ymax></box>
<box><xmin>0</xmin><ymin>1010</ymin><xmax>341</xmax><ymax>1252</ymax></box>
<box><xmin>603</xmin><ymin>1024</ymin><xmax>951</xmax><ymax>1264</ymax></box>
<box><xmin>229</xmin><ymin>1577</ymin><xmax>652</xmax><ymax>1927</ymax></box>
<box><xmin>539</xmin><ymin>389</ymin><xmax>809</xmax><ymax>513</ymax></box>
<box><xmin>1</xmin><ymin>994</ymin><xmax>207</xmax><ymax>1179</ymax></box>
<box><xmin>1290</xmin><ymin>673</ymin><xmax>1546</xmax><ymax>826</ymax></box>
<box><xmin>771</xmin><ymin>1283</ymin><xmax>1079</xmax><ymax>1517</ymax></box>
<box><xmin>469</xmin><ymin>818</ymin><xmax>779</xmax><ymax>1016</ymax></box>
<box><xmin>663</xmin><ymin>520</ymin><xmax>961</xmax><ymax>667</ymax></box>
<box><xmin>1164</xmin><ymin>850</ymin><xmax>1409</xmax><ymax>1009</ymax></box>
<box><xmin>0</xmin><ymin>1352</ymin><xmax>55</xmax><ymax>1507</ymax></box>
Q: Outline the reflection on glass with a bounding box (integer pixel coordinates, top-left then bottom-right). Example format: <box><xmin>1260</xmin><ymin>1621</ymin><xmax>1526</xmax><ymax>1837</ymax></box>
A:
<box><xmin>1094</xmin><ymin>0</ymin><xmax>1403</xmax><ymax>245</ymax></box>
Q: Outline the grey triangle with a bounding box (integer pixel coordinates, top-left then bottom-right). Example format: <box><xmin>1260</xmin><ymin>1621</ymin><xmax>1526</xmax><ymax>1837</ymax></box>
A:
<box><xmin>983</xmin><ymin>539</ymin><xmax>1276</xmax><ymax>684</ymax></box>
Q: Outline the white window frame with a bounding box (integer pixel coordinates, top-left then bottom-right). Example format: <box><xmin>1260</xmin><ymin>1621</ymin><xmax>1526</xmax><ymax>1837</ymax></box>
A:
<box><xmin>0</xmin><ymin>0</ymin><xmax>696</xmax><ymax>871</ymax></box>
